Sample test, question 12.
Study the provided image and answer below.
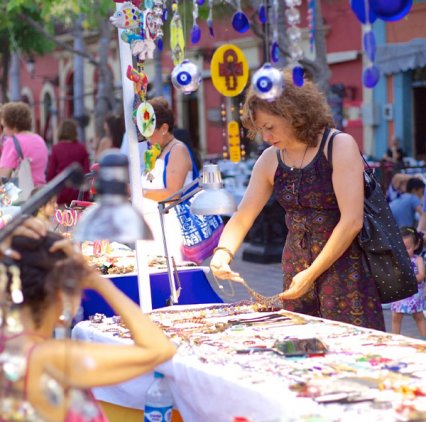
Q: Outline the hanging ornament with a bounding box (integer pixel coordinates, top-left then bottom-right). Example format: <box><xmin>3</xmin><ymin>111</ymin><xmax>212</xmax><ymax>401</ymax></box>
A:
<box><xmin>207</xmin><ymin>0</ymin><xmax>215</xmax><ymax>37</ymax></box>
<box><xmin>350</xmin><ymin>0</ymin><xmax>380</xmax><ymax>88</ymax></box>
<box><xmin>370</xmin><ymin>0</ymin><xmax>413</xmax><ymax>22</ymax></box>
<box><xmin>211</xmin><ymin>44</ymin><xmax>249</xmax><ymax>97</ymax></box>
<box><xmin>144</xmin><ymin>143</ymin><xmax>161</xmax><ymax>179</ymax></box>
<box><xmin>170</xmin><ymin>0</ymin><xmax>185</xmax><ymax>65</ymax></box>
<box><xmin>127</xmin><ymin>65</ymin><xmax>149</xmax><ymax>100</ymax></box>
<box><xmin>258</xmin><ymin>2</ymin><xmax>267</xmax><ymax>24</ymax></box>
<box><xmin>350</xmin><ymin>0</ymin><xmax>377</xmax><ymax>24</ymax></box>
<box><xmin>270</xmin><ymin>0</ymin><xmax>279</xmax><ymax>63</ymax></box>
<box><xmin>251</xmin><ymin>63</ymin><xmax>284</xmax><ymax>101</ymax></box>
<box><xmin>191</xmin><ymin>0</ymin><xmax>201</xmax><ymax>44</ymax></box>
<box><xmin>363</xmin><ymin>65</ymin><xmax>380</xmax><ymax>88</ymax></box>
<box><xmin>228</xmin><ymin>121</ymin><xmax>242</xmax><ymax>163</ymax></box>
<box><xmin>232</xmin><ymin>0</ymin><xmax>250</xmax><ymax>33</ymax></box>
<box><xmin>284</xmin><ymin>0</ymin><xmax>304</xmax><ymax>86</ymax></box>
<box><xmin>136</xmin><ymin>102</ymin><xmax>156</xmax><ymax>138</ymax></box>
<box><xmin>308</xmin><ymin>0</ymin><xmax>315</xmax><ymax>54</ymax></box>
<box><xmin>109</xmin><ymin>2</ymin><xmax>142</xmax><ymax>29</ymax></box>
<box><xmin>171</xmin><ymin>59</ymin><xmax>202</xmax><ymax>94</ymax></box>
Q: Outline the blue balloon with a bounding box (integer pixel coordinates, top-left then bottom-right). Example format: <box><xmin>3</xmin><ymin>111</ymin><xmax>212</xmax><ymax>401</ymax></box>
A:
<box><xmin>363</xmin><ymin>65</ymin><xmax>380</xmax><ymax>88</ymax></box>
<box><xmin>350</xmin><ymin>0</ymin><xmax>377</xmax><ymax>24</ymax></box>
<box><xmin>370</xmin><ymin>0</ymin><xmax>412</xmax><ymax>21</ymax></box>
<box><xmin>363</xmin><ymin>31</ymin><xmax>376</xmax><ymax>62</ymax></box>
<box><xmin>232</xmin><ymin>11</ymin><xmax>250</xmax><ymax>33</ymax></box>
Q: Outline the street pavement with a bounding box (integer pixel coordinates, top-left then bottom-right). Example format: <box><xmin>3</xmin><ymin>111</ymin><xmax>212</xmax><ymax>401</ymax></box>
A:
<box><xmin>204</xmin><ymin>242</ymin><xmax>424</xmax><ymax>340</ymax></box>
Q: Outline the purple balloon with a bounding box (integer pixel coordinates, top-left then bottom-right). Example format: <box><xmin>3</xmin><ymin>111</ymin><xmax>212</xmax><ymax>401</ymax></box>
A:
<box><xmin>370</xmin><ymin>0</ymin><xmax>412</xmax><ymax>21</ymax></box>
<box><xmin>363</xmin><ymin>31</ymin><xmax>376</xmax><ymax>62</ymax></box>
<box><xmin>363</xmin><ymin>65</ymin><xmax>380</xmax><ymax>88</ymax></box>
<box><xmin>350</xmin><ymin>0</ymin><xmax>377</xmax><ymax>24</ymax></box>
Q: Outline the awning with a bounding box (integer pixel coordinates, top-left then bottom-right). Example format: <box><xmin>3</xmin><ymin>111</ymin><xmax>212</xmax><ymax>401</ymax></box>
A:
<box><xmin>375</xmin><ymin>38</ymin><xmax>426</xmax><ymax>75</ymax></box>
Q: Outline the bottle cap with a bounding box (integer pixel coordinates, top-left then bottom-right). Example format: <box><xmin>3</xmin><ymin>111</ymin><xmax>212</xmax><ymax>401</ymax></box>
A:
<box><xmin>154</xmin><ymin>372</ymin><xmax>165</xmax><ymax>378</ymax></box>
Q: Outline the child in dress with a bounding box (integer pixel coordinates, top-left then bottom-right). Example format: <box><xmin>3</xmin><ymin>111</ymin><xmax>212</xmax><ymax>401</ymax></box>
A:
<box><xmin>391</xmin><ymin>227</ymin><xmax>426</xmax><ymax>340</ymax></box>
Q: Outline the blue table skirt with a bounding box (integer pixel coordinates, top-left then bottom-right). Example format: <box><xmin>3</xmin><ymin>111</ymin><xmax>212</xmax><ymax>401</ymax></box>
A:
<box><xmin>81</xmin><ymin>268</ymin><xmax>223</xmax><ymax>319</ymax></box>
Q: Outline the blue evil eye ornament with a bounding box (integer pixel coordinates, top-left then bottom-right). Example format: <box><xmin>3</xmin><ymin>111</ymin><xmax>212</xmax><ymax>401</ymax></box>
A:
<box><xmin>171</xmin><ymin>60</ymin><xmax>202</xmax><ymax>94</ymax></box>
<box><xmin>232</xmin><ymin>11</ymin><xmax>250</xmax><ymax>33</ymax></box>
<box><xmin>350</xmin><ymin>0</ymin><xmax>377</xmax><ymax>24</ymax></box>
<box><xmin>370</xmin><ymin>0</ymin><xmax>412</xmax><ymax>21</ymax></box>
<box><xmin>292</xmin><ymin>66</ymin><xmax>304</xmax><ymax>87</ymax></box>
<box><xmin>191</xmin><ymin>24</ymin><xmax>201</xmax><ymax>44</ymax></box>
<box><xmin>251</xmin><ymin>63</ymin><xmax>284</xmax><ymax>101</ymax></box>
<box><xmin>258</xmin><ymin>4</ymin><xmax>267</xmax><ymax>23</ymax></box>
<box><xmin>363</xmin><ymin>65</ymin><xmax>380</xmax><ymax>88</ymax></box>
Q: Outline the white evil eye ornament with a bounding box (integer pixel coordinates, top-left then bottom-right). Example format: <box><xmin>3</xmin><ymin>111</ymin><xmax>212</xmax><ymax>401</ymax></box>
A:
<box><xmin>251</xmin><ymin>63</ymin><xmax>284</xmax><ymax>101</ymax></box>
<box><xmin>171</xmin><ymin>60</ymin><xmax>202</xmax><ymax>95</ymax></box>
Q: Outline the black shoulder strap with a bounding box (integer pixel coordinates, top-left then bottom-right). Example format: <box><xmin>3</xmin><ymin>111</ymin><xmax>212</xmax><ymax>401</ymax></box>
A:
<box><xmin>12</xmin><ymin>135</ymin><xmax>24</xmax><ymax>160</ymax></box>
<box><xmin>326</xmin><ymin>130</ymin><xmax>342</xmax><ymax>170</ymax></box>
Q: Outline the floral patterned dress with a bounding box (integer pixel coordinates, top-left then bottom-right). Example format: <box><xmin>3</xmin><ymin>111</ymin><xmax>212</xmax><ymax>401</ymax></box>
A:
<box><xmin>273</xmin><ymin>128</ymin><xmax>385</xmax><ymax>331</ymax></box>
<box><xmin>391</xmin><ymin>256</ymin><xmax>424</xmax><ymax>314</ymax></box>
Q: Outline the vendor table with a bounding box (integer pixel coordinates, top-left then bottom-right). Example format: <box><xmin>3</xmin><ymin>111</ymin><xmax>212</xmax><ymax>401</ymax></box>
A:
<box><xmin>72</xmin><ymin>303</ymin><xmax>426</xmax><ymax>422</ymax></box>
<box><xmin>80</xmin><ymin>267</ymin><xmax>222</xmax><ymax>319</ymax></box>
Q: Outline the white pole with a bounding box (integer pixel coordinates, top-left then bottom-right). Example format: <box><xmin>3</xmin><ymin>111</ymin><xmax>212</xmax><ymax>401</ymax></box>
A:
<box><xmin>116</xmin><ymin>4</ymin><xmax>152</xmax><ymax>313</ymax></box>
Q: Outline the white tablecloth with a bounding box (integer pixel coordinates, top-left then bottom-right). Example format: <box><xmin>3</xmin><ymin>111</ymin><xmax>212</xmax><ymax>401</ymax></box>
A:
<box><xmin>72</xmin><ymin>305</ymin><xmax>426</xmax><ymax>422</ymax></box>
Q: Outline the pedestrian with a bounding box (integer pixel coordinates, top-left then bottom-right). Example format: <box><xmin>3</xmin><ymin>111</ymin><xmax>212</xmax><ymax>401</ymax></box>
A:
<box><xmin>210</xmin><ymin>70</ymin><xmax>385</xmax><ymax>331</ymax></box>
<box><xmin>46</xmin><ymin>118</ymin><xmax>90</xmax><ymax>206</ymax></box>
<box><xmin>389</xmin><ymin>177</ymin><xmax>424</xmax><ymax>227</ymax></box>
<box><xmin>0</xmin><ymin>102</ymin><xmax>48</xmax><ymax>187</ymax></box>
<box><xmin>391</xmin><ymin>227</ymin><xmax>426</xmax><ymax>340</ymax></box>
<box><xmin>94</xmin><ymin>114</ymin><xmax>125</xmax><ymax>161</ymax></box>
<box><xmin>141</xmin><ymin>97</ymin><xmax>195</xmax><ymax>261</ymax></box>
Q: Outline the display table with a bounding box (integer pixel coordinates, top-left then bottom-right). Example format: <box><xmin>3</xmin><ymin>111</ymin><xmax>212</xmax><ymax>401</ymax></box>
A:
<box><xmin>72</xmin><ymin>303</ymin><xmax>426</xmax><ymax>422</ymax></box>
<box><xmin>80</xmin><ymin>267</ymin><xmax>222</xmax><ymax>319</ymax></box>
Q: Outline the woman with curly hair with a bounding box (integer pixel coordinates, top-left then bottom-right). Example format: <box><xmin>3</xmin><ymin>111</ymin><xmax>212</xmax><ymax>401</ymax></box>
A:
<box><xmin>210</xmin><ymin>70</ymin><xmax>385</xmax><ymax>331</ymax></box>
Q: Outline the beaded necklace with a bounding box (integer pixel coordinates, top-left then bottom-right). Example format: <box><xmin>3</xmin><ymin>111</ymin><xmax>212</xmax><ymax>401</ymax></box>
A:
<box><xmin>144</xmin><ymin>137</ymin><xmax>175</xmax><ymax>182</ymax></box>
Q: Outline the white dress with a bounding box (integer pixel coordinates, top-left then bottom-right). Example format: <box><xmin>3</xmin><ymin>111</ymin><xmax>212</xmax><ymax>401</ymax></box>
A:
<box><xmin>141</xmin><ymin>156</ymin><xmax>193</xmax><ymax>262</ymax></box>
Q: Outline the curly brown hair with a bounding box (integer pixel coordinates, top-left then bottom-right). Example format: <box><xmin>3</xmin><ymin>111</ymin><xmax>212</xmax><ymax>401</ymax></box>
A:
<box><xmin>148</xmin><ymin>97</ymin><xmax>174</xmax><ymax>133</ymax></box>
<box><xmin>0</xmin><ymin>101</ymin><xmax>32</xmax><ymax>132</ymax></box>
<box><xmin>57</xmin><ymin>118</ymin><xmax>78</xmax><ymax>141</ymax></box>
<box><xmin>241</xmin><ymin>70</ymin><xmax>335</xmax><ymax>146</ymax></box>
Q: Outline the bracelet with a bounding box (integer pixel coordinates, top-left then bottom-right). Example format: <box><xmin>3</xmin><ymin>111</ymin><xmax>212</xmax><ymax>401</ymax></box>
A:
<box><xmin>213</xmin><ymin>246</ymin><xmax>234</xmax><ymax>262</ymax></box>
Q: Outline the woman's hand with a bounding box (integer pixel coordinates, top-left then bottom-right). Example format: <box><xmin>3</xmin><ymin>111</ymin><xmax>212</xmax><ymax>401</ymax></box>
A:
<box><xmin>1</xmin><ymin>217</ymin><xmax>48</xmax><ymax>259</ymax></box>
<box><xmin>280</xmin><ymin>268</ymin><xmax>316</xmax><ymax>300</ymax></box>
<box><xmin>210</xmin><ymin>250</ymin><xmax>243</xmax><ymax>282</ymax></box>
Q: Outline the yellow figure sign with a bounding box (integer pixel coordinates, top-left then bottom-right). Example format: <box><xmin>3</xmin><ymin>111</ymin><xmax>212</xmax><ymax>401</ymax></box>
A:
<box><xmin>211</xmin><ymin>44</ymin><xmax>249</xmax><ymax>97</ymax></box>
<box><xmin>228</xmin><ymin>120</ymin><xmax>241</xmax><ymax>163</ymax></box>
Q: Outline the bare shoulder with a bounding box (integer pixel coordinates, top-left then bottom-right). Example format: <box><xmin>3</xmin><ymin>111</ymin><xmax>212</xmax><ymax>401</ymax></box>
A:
<box><xmin>252</xmin><ymin>146</ymin><xmax>279</xmax><ymax>184</ymax></box>
<box><xmin>327</xmin><ymin>131</ymin><xmax>362</xmax><ymax>168</ymax></box>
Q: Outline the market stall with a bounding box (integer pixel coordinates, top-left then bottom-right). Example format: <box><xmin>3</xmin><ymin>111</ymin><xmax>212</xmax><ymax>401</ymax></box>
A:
<box><xmin>72</xmin><ymin>302</ymin><xmax>426</xmax><ymax>422</ymax></box>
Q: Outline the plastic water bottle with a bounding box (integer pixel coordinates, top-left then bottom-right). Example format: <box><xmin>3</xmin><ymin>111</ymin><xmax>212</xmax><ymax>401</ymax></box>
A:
<box><xmin>144</xmin><ymin>372</ymin><xmax>174</xmax><ymax>422</ymax></box>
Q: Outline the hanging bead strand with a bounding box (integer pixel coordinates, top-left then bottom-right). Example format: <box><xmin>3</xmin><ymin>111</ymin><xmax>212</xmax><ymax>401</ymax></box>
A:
<box><xmin>285</xmin><ymin>0</ymin><xmax>304</xmax><ymax>87</ymax></box>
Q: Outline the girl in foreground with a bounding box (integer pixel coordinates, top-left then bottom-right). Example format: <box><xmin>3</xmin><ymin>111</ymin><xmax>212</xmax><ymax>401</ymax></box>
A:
<box><xmin>1</xmin><ymin>230</ymin><xmax>175</xmax><ymax>421</ymax></box>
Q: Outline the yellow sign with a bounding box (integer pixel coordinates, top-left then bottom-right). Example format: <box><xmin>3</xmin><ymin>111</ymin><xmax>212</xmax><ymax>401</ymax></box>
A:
<box><xmin>228</xmin><ymin>120</ymin><xmax>241</xmax><ymax>163</ymax></box>
<box><xmin>211</xmin><ymin>44</ymin><xmax>249</xmax><ymax>97</ymax></box>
